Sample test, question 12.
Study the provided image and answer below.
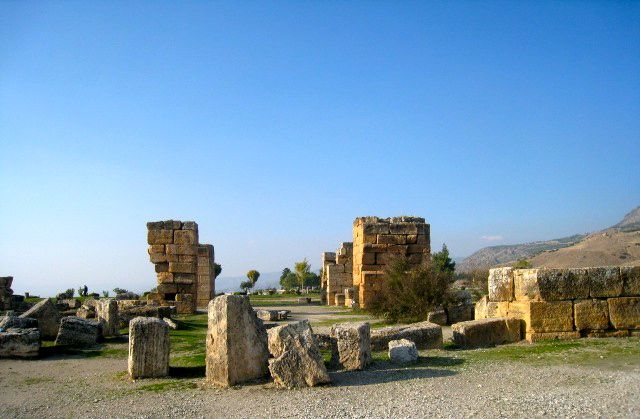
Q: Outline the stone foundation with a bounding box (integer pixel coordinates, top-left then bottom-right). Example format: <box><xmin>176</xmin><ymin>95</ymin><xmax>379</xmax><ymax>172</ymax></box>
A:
<box><xmin>476</xmin><ymin>266</ymin><xmax>640</xmax><ymax>341</ymax></box>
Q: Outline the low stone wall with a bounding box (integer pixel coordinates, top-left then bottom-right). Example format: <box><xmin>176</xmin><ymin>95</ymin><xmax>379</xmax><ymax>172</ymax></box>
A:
<box><xmin>476</xmin><ymin>266</ymin><xmax>640</xmax><ymax>341</ymax></box>
<box><xmin>325</xmin><ymin>243</ymin><xmax>353</xmax><ymax>306</ymax></box>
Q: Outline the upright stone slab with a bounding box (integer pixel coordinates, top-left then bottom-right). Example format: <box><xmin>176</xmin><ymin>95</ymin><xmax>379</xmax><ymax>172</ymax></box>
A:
<box><xmin>330</xmin><ymin>322</ymin><xmax>371</xmax><ymax>371</ymax></box>
<box><xmin>19</xmin><ymin>298</ymin><xmax>60</xmax><ymax>340</ymax></box>
<box><xmin>128</xmin><ymin>317</ymin><xmax>170</xmax><ymax>379</ymax></box>
<box><xmin>54</xmin><ymin>317</ymin><xmax>100</xmax><ymax>347</ymax></box>
<box><xmin>267</xmin><ymin>320</ymin><xmax>331</xmax><ymax>388</ymax></box>
<box><xmin>488</xmin><ymin>268</ymin><xmax>514</xmax><ymax>301</ymax></box>
<box><xmin>205</xmin><ymin>295</ymin><xmax>269</xmax><ymax>387</ymax></box>
<box><xmin>0</xmin><ymin>328</ymin><xmax>40</xmax><ymax>358</ymax></box>
<box><xmin>96</xmin><ymin>298</ymin><xmax>119</xmax><ymax>337</ymax></box>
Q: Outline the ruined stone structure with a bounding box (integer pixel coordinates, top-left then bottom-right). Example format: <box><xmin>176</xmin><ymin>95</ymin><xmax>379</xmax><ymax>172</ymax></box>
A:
<box><xmin>0</xmin><ymin>276</ymin><xmax>14</xmax><ymax>310</ymax></box>
<box><xmin>476</xmin><ymin>266</ymin><xmax>640</xmax><ymax>342</ymax></box>
<box><xmin>325</xmin><ymin>243</ymin><xmax>353</xmax><ymax>306</ymax></box>
<box><xmin>320</xmin><ymin>252</ymin><xmax>335</xmax><ymax>304</ymax></box>
<box><xmin>323</xmin><ymin>216</ymin><xmax>431</xmax><ymax>309</ymax></box>
<box><xmin>146</xmin><ymin>220</ymin><xmax>215</xmax><ymax>314</ymax></box>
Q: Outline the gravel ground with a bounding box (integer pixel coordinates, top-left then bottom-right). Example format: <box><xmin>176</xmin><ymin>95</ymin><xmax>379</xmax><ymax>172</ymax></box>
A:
<box><xmin>1</xmin><ymin>345</ymin><xmax>639</xmax><ymax>418</ymax></box>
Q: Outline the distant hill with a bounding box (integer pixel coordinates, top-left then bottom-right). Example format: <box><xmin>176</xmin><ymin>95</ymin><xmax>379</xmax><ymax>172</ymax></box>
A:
<box><xmin>457</xmin><ymin>206</ymin><xmax>640</xmax><ymax>272</ymax></box>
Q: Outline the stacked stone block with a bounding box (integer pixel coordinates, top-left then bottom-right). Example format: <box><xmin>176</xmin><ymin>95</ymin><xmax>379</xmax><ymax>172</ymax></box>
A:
<box><xmin>320</xmin><ymin>252</ymin><xmax>336</xmax><ymax>304</ymax></box>
<box><xmin>0</xmin><ymin>276</ymin><xmax>14</xmax><ymax>310</ymax></box>
<box><xmin>352</xmin><ymin>217</ymin><xmax>430</xmax><ymax>308</ymax></box>
<box><xmin>196</xmin><ymin>244</ymin><xmax>216</xmax><ymax>310</ymax></box>
<box><xmin>325</xmin><ymin>243</ymin><xmax>353</xmax><ymax>306</ymax></box>
<box><xmin>476</xmin><ymin>266</ymin><xmax>640</xmax><ymax>341</ymax></box>
<box><xmin>146</xmin><ymin>220</ymin><xmax>215</xmax><ymax>314</ymax></box>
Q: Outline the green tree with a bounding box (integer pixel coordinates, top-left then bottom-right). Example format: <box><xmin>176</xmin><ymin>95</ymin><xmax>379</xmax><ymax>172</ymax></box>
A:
<box><xmin>239</xmin><ymin>280</ymin><xmax>253</xmax><ymax>294</ymax></box>
<box><xmin>280</xmin><ymin>271</ymin><xmax>298</xmax><ymax>290</ymax></box>
<box><xmin>294</xmin><ymin>259</ymin><xmax>311</xmax><ymax>289</ymax></box>
<box><xmin>247</xmin><ymin>270</ymin><xmax>260</xmax><ymax>286</ymax></box>
<box><xmin>214</xmin><ymin>263</ymin><xmax>222</xmax><ymax>278</ymax></box>
<box><xmin>432</xmin><ymin>243</ymin><xmax>456</xmax><ymax>274</ymax></box>
<box><xmin>514</xmin><ymin>259</ymin><xmax>532</xmax><ymax>269</ymax></box>
<box><xmin>304</xmin><ymin>271</ymin><xmax>321</xmax><ymax>288</ymax></box>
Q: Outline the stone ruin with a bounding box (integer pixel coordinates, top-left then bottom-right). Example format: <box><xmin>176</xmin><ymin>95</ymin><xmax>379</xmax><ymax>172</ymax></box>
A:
<box><xmin>323</xmin><ymin>216</ymin><xmax>431</xmax><ymax>309</ymax></box>
<box><xmin>475</xmin><ymin>266</ymin><xmax>640</xmax><ymax>342</ymax></box>
<box><xmin>0</xmin><ymin>276</ymin><xmax>14</xmax><ymax>310</ymax></box>
<box><xmin>145</xmin><ymin>220</ymin><xmax>216</xmax><ymax>314</ymax></box>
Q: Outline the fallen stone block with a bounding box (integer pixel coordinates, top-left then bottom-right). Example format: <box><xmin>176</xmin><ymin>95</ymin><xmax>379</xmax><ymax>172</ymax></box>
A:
<box><xmin>76</xmin><ymin>305</ymin><xmax>95</xmax><ymax>319</ymax></box>
<box><xmin>588</xmin><ymin>267</ymin><xmax>623</xmax><ymax>298</ymax></box>
<box><xmin>607</xmin><ymin>297</ymin><xmax>640</xmax><ymax>330</ymax></box>
<box><xmin>427</xmin><ymin>309</ymin><xmax>447</xmax><ymax>326</ymax></box>
<box><xmin>0</xmin><ymin>328</ymin><xmax>40</xmax><ymax>358</ymax></box>
<box><xmin>0</xmin><ymin>313</ymin><xmax>38</xmax><ymax>330</ymax></box>
<box><xmin>119</xmin><ymin>305</ymin><xmax>172</xmax><ymax>329</ymax></box>
<box><xmin>388</xmin><ymin>339</ymin><xmax>418</xmax><ymax>363</ymax></box>
<box><xmin>96</xmin><ymin>299</ymin><xmax>119</xmax><ymax>337</ymax></box>
<box><xmin>256</xmin><ymin>310</ymin><xmax>278</xmax><ymax>322</ymax></box>
<box><xmin>20</xmin><ymin>298</ymin><xmax>60</xmax><ymax>340</ymax></box>
<box><xmin>267</xmin><ymin>321</ymin><xmax>330</xmax><ymax>388</ymax></box>
<box><xmin>514</xmin><ymin>268</ymin><xmax>590</xmax><ymax>301</ymax></box>
<box><xmin>163</xmin><ymin>318</ymin><xmax>178</xmax><ymax>330</ymax></box>
<box><xmin>446</xmin><ymin>303</ymin><xmax>474</xmax><ymax>324</ymax></box>
<box><xmin>298</xmin><ymin>297</ymin><xmax>311</xmax><ymax>305</ymax></box>
<box><xmin>277</xmin><ymin>310</ymin><xmax>290</xmax><ymax>321</ymax></box>
<box><xmin>54</xmin><ymin>317</ymin><xmax>100</xmax><ymax>347</ymax></box>
<box><xmin>452</xmin><ymin>318</ymin><xmax>521</xmax><ymax>348</ymax></box>
<box><xmin>205</xmin><ymin>295</ymin><xmax>269</xmax><ymax>387</ymax></box>
<box><xmin>128</xmin><ymin>317</ymin><xmax>170</xmax><ymax>379</ymax></box>
<box><xmin>574</xmin><ymin>299</ymin><xmax>610</xmax><ymax>331</ymax></box>
<box><xmin>488</xmin><ymin>267</ymin><xmax>514</xmax><ymax>301</ymax></box>
<box><xmin>371</xmin><ymin>321</ymin><xmax>443</xmax><ymax>351</ymax></box>
<box><xmin>585</xmin><ymin>329</ymin><xmax>630</xmax><ymax>338</ymax></box>
<box><xmin>330</xmin><ymin>322</ymin><xmax>371</xmax><ymax>371</ymax></box>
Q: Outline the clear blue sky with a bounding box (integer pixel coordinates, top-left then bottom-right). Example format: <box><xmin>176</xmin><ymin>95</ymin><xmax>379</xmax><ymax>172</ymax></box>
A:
<box><xmin>1</xmin><ymin>1</ymin><xmax>638</xmax><ymax>296</ymax></box>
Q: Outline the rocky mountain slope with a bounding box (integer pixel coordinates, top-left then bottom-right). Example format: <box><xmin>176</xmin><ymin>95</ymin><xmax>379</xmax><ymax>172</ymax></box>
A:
<box><xmin>457</xmin><ymin>206</ymin><xmax>640</xmax><ymax>272</ymax></box>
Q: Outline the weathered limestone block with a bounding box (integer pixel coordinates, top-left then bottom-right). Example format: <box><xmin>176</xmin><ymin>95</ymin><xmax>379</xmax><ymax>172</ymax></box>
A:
<box><xmin>267</xmin><ymin>321</ymin><xmax>330</xmax><ymax>388</ymax></box>
<box><xmin>277</xmin><ymin>310</ymin><xmax>290</xmax><ymax>320</ymax></box>
<box><xmin>54</xmin><ymin>317</ymin><xmax>100</xmax><ymax>347</ymax></box>
<box><xmin>96</xmin><ymin>299</ymin><xmax>119</xmax><ymax>337</ymax></box>
<box><xmin>452</xmin><ymin>318</ymin><xmax>521</xmax><ymax>348</ymax></box>
<box><xmin>514</xmin><ymin>268</ymin><xmax>589</xmax><ymax>301</ymax></box>
<box><xmin>586</xmin><ymin>330</ymin><xmax>630</xmax><ymax>338</ymax></box>
<box><xmin>621</xmin><ymin>266</ymin><xmax>640</xmax><ymax>296</ymax></box>
<box><xmin>427</xmin><ymin>309</ymin><xmax>447</xmax><ymax>326</ymax></box>
<box><xmin>589</xmin><ymin>267</ymin><xmax>623</xmax><ymax>298</ymax></box>
<box><xmin>0</xmin><ymin>313</ymin><xmax>38</xmax><ymax>330</ymax></box>
<box><xmin>477</xmin><ymin>296</ymin><xmax>509</xmax><ymax>320</ymax></box>
<box><xmin>19</xmin><ymin>298</ymin><xmax>60</xmax><ymax>340</ymax></box>
<box><xmin>174</xmin><ymin>229</ymin><xmax>197</xmax><ymax>245</ymax></box>
<box><xmin>0</xmin><ymin>328</ymin><xmax>40</xmax><ymax>358</ymax></box>
<box><xmin>128</xmin><ymin>317</ymin><xmax>170</xmax><ymax>379</ymax></box>
<box><xmin>608</xmin><ymin>297</ymin><xmax>640</xmax><ymax>330</ymax></box>
<box><xmin>119</xmin><ymin>305</ymin><xmax>172</xmax><ymax>329</ymax></box>
<box><xmin>371</xmin><ymin>321</ymin><xmax>443</xmax><ymax>351</ymax></box>
<box><xmin>488</xmin><ymin>267</ymin><xmax>514</xmax><ymax>301</ymax></box>
<box><xmin>256</xmin><ymin>310</ymin><xmax>278</xmax><ymax>322</ymax></box>
<box><xmin>205</xmin><ymin>296</ymin><xmax>269</xmax><ymax>387</ymax></box>
<box><xmin>475</xmin><ymin>296</ymin><xmax>488</xmax><ymax>320</ymax></box>
<box><xmin>163</xmin><ymin>317</ymin><xmax>178</xmax><ymax>330</ymax></box>
<box><xmin>147</xmin><ymin>229</ymin><xmax>173</xmax><ymax>245</ymax></box>
<box><xmin>526</xmin><ymin>331</ymin><xmax>580</xmax><ymax>342</ymax></box>
<box><xmin>331</xmin><ymin>322</ymin><xmax>371</xmax><ymax>371</ymax></box>
<box><xmin>335</xmin><ymin>293</ymin><xmax>345</xmax><ymax>306</ymax></box>
<box><xmin>388</xmin><ymin>339</ymin><xmax>418</xmax><ymax>363</ymax></box>
<box><xmin>508</xmin><ymin>301</ymin><xmax>574</xmax><ymax>333</ymax></box>
<box><xmin>446</xmin><ymin>303</ymin><xmax>474</xmax><ymax>324</ymax></box>
<box><xmin>574</xmin><ymin>299</ymin><xmax>610</xmax><ymax>331</ymax></box>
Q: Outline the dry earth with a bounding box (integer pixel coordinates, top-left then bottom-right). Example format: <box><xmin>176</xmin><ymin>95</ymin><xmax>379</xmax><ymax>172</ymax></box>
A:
<box><xmin>1</xmin><ymin>304</ymin><xmax>639</xmax><ymax>418</ymax></box>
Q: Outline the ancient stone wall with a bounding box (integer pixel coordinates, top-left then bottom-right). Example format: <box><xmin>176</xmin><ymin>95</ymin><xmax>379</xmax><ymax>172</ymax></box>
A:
<box><xmin>476</xmin><ymin>266</ymin><xmax>640</xmax><ymax>341</ymax></box>
<box><xmin>196</xmin><ymin>244</ymin><xmax>216</xmax><ymax>309</ymax></box>
<box><xmin>352</xmin><ymin>217</ymin><xmax>431</xmax><ymax>308</ymax></box>
<box><xmin>320</xmin><ymin>252</ymin><xmax>336</xmax><ymax>304</ymax></box>
<box><xmin>326</xmin><ymin>243</ymin><xmax>353</xmax><ymax>306</ymax></box>
<box><xmin>146</xmin><ymin>220</ymin><xmax>215</xmax><ymax>314</ymax></box>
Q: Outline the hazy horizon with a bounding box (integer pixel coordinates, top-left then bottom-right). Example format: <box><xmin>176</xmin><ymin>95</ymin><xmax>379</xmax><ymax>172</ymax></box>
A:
<box><xmin>1</xmin><ymin>2</ymin><xmax>639</xmax><ymax>296</ymax></box>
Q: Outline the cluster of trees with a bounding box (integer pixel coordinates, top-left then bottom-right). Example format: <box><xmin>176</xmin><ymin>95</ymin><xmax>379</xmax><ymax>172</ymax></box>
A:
<box><xmin>279</xmin><ymin>259</ymin><xmax>320</xmax><ymax>290</ymax></box>
<box><xmin>240</xmin><ymin>270</ymin><xmax>260</xmax><ymax>293</ymax></box>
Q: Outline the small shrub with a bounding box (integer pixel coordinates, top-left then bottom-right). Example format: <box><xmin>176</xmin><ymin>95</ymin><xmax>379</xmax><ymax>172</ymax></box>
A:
<box><xmin>56</xmin><ymin>288</ymin><xmax>75</xmax><ymax>300</ymax></box>
<box><xmin>369</xmin><ymin>256</ymin><xmax>452</xmax><ymax>323</ymax></box>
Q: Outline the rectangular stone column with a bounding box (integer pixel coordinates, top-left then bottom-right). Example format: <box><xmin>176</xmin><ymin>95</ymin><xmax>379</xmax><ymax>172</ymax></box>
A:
<box><xmin>128</xmin><ymin>317</ymin><xmax>170</xmax><ymax>379</ymax></box>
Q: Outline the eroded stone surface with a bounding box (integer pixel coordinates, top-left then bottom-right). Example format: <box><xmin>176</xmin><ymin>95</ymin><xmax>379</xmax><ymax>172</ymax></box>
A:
<box><xmin>330</xmin><ymin>322</ymin><xmax>371</xmax><ymax>371</ymax></box>
<box><xmin>128</xmin><ymin>317</ymin><xmax>170</xmax><ymax>379</ymax></box>
<box><xmin>388</xmin><ymin>339</ymin><xmax>418</xmax><ymax>363</ymax></box>
<box><xmin>20</xmin><ymin>298</ymin><xmax>60</xmax><ymax>340</ymax></box>
<box><xmin>96</xmin><ymin>299</ymin><xmax>119</xmax><ymax>337</ymax></box>
<box><xmin>0</xmin><ymin>328</ymin><xmax>40</xmax><ymax>358</ymax></box>
<box><xmin>267</xmin><ymin>320</ymin><xmax>330</xmax><ymax>388</ymax></box>
<box><xmin>54</xmin><ymin>316</ymin><xmax>100</xmax><ymax>347</ymax></box>
<box><xmin>452</xmin><ymin>318</ymin><xmax>521</xmax><ymax>348</ymax></box>
<box><xmin>371</xmin><ymin>321</ymin><xmax>442</xmax><ymax>351</ymax></box>
<box><xmin>205</xmin><ymin>295</ymin><xmax>269</xmax><ymax>387</ymax></box>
